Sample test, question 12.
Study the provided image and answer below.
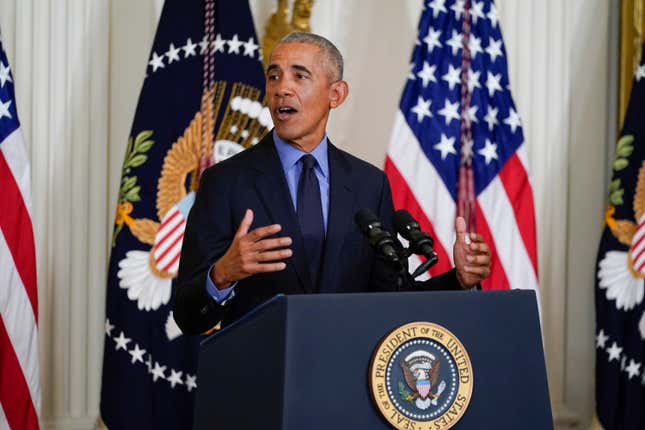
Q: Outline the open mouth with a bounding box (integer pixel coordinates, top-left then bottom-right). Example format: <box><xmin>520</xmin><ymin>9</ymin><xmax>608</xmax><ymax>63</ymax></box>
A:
<box><xmin>275</xmin><ymin>106</ymin><xmax>298</xmax><ymax>121</ymax></box>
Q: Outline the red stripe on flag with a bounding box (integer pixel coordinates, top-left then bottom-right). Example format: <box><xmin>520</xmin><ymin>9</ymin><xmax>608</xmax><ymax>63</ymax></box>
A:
<box><xmin>498</xmin><ymin>154</ymin><xmax>539</xmax><ymax>277</ymax></box>
<box><xmin>161</xmin><ymin>244</ymin><xmax>183</xmax><ymax>273</ymax></box>
<box><xmin>385</xmin><ymin>157</ymin><xmax>452</xmax><ymax>275</ymax></box>
<box><xmin>157</xmin><ymin>232</ymin><xmax>184</xmax><ymax>266</ymax></box>
<box><xmin>634</xmin><ymin>258</ymin><xmax>645</xmax><ymax>276</ymax></box>
<box><xmin>0</xmin><ymin>152</ymin><xmax>38</xmax><ymax>321</ymax></box>
<box><xmin>0</xmin><ymin>316</ymin><xmax>40</xmax><ymax>430</ymax></box>
<box><xmin>154</xmin><ymin>218</ymin><xmax>183</xmax><ymax>252</ymax></box>
<box><xmin>159</xmin><ymin>208</ymin><xmax>180</xmax><ymax>230</ymax></box>
<box><xmin>632</xmin><ymin>231</ymin><xmax>645</xmax><ymax>255</ymax></box>
<box><xmin>475</xmin><ymin>201</ymin><xmax>510</xmax><ymax>290</ymax></box>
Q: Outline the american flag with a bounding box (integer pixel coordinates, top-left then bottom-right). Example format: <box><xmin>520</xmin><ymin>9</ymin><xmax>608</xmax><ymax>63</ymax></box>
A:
<box><xmin>0</xmin><ymin>38</ymin><xmax>41</xmax><ymax>429</ymax></box>
<box><xmin>385</xmin><ymin>0</ymin><xmax>539</xmax><ymax>293</ymax></box>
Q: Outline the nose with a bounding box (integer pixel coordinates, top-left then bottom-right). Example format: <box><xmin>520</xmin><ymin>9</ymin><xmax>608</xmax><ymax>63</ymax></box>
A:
<box><xmin>272</xmin><ymin>77</ymin><xmax>294</xmax><ymax>98</ymax></box>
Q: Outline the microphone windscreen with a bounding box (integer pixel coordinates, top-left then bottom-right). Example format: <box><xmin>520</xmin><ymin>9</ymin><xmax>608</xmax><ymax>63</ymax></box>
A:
<box><xmin>392</xmin><ymin>209</ymin><xmax>416</xmax><ymax>235</ymax></box>
<box><xmin>354</xmin><ymin>208</ymin><xmax>379</xmax><ymax>232</ymax></box>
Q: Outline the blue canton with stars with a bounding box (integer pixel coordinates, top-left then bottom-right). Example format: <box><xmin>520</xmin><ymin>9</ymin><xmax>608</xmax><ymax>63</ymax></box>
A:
<box><xmin>403</xmin><ymin>0</ymin><xmax>523</xmax><ymax>199</ymax></box>
<box><xmin>0</xmin><ymin>39</ymin><xmax>20</xmax><ymax>145</ymax></box>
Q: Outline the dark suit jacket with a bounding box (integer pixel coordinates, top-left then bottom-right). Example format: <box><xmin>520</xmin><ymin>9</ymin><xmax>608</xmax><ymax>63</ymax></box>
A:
<box><xmin>174</xmin><ymin>133</ymin><xmax>460</xmax><ymax>334</ymax></box>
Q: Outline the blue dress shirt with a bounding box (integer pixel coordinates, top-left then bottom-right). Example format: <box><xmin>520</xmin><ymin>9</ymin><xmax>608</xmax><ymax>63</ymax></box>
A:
<box><xmin>206</xmin><ymin>131</ymin><xmax>330</xmax><ymax>302</ymax></box>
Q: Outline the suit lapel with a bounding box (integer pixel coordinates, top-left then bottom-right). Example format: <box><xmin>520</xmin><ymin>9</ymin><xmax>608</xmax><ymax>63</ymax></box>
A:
<box><xmin>319</xmin><ymin>142</ymin><xmax>355</xmax><ymax>293</ymax></box>
<box><xmin>251</xmin><ymin>134</ymin><xmax>313</xmax><ymax>293</ymax></box>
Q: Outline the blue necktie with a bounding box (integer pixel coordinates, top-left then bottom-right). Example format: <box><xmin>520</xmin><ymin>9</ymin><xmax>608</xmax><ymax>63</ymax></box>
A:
<box><xmin>297</xmin><ymin>154</ymin><xmax>325</xmax><ymax>286</ymax></box>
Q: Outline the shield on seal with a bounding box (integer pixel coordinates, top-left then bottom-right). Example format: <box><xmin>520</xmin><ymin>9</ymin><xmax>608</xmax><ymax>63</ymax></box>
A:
<box><xmin>416</xmin><ymin>379</ymin><xmax>431</xmax><ymax>399</ymax></box>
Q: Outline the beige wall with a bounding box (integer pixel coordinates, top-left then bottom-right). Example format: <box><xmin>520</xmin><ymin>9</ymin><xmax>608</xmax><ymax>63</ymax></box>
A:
<box><xmin>0</xmin><ymin>1</ymin><xmax>614</xmax><ymax>428</ymax></box>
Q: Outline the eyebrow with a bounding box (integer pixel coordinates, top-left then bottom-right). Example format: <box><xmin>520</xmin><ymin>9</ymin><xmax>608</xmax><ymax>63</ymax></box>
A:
<box><xmin>265</xmin><ymin>64</ymin><xmax>313</xmax><ymax>75</ymax></box>
<box><xmin>292</xmin><ymin>64</ymin><xmax>312</xmax><ymax>75</ymax></box>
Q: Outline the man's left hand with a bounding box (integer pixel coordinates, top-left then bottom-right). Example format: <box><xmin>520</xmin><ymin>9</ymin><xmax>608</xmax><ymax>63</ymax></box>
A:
<box><xmin>453</xmin><ymin>216</ymin><xmax>491</xmax><ymax>289</ymax></box>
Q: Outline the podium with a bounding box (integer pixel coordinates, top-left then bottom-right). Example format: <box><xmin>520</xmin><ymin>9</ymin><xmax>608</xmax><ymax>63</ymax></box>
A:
<box><xmin>194</xmin><ymin>291</ymin><xmax>552</xmax><ymax>429</ymax></box>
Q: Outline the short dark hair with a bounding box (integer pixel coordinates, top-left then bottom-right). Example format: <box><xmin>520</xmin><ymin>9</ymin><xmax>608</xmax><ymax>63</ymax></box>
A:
<box><xmin>276</xmin><ymin>32</ymin><xmax>344</xmax><ymax>82</ymax></box>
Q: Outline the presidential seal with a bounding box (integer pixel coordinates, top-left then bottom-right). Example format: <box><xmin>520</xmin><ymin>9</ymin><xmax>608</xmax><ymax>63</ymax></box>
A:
<box><xmin>369</xmin><ymin>322</ymin><xmax>473</xmax><ymax>430</ymax></box>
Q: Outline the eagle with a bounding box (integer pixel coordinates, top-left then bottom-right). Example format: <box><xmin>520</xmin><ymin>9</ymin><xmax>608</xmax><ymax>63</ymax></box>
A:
<box><xmin>599</xmin><ymin>158</ymin><xmax>645</xmax><ymax>315</ymax></box>
<box><xmin>400</xmin><ymin>351</ymin><xmax>445</xmax><ymax>410</ymax></box>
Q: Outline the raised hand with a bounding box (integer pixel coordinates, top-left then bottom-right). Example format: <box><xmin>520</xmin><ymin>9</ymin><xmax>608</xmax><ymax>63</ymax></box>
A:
<box><xmin>453</xmin><ymin>216</ymin><xmax>491</xmax><ymax>289</ymax></box>
<box><xmin>211</xmin><ymin>209</ymin><xmax>292</xmax><ymax>289</ymax></box>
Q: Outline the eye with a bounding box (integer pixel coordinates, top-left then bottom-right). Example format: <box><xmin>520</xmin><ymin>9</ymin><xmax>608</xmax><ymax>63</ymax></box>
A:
<box><xmin>267</xmin><ymin>74</ymin><xmax>279</xmax><ymax>81</ymax></box>
<box><xmin>296</xmin><ymin>73</ymin><xmax>308</xmax><ymax>80</ymax></box>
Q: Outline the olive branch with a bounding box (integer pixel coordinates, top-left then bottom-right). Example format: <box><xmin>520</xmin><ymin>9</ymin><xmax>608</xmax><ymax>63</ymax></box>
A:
<box><xmin>111</xmin><ymin>130</ymin><xmax>155</xmax><ymax>247</ymax></box>
<box><xmin>608</xmin><ymin>135</ymin><xmax>634</xmax><ymax>206</ymax></box>
<box><xmin>118</xmin><ymin>130</ymin><xmax>154</xmax><ymax>203</ymax></box>
<box><xmin>398</xmin><ymin>381</ymin><xmax>414</xmax><ymax>402</ymax></box>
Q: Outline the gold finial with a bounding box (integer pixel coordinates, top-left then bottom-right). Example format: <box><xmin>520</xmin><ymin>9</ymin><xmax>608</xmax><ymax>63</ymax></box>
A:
<box><xmin>262</xmin><ymin>0</ymin><xmax>314</xmax><ymax>67</ymax></box>
<box><xmin>291</xmin><ymin>0</ymin><xmax>314</xmax><ymax>32</ymax></box>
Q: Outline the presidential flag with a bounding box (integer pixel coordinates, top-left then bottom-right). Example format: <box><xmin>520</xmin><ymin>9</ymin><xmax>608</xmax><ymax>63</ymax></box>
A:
<box><xmin>594</xmin><ymin>46</ymin><xmax>645</xmax><ymax>429</ymax></box>
<box><xmin>385</xmin><ymin>0</ymin><xmax>539</xmax><ymax>295</ymax></box>
<box><xmin>0</xmin><ymin>36</ymin><xmax>41</xmax><ymax>429</ymax></box>
<box><xmin>100</xmin><ymin>1</ymin><xmax>270</xmax><ymax>428</ymax></box>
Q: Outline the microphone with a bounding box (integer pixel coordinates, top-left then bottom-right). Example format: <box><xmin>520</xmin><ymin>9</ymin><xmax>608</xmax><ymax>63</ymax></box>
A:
<box><xmin>392</xmin><ymin>210</ymin><xmax>438</xmax><ymax>277</ymax></box>
<box><xmin>354</xmin><ymin>209</ymin><xmax>400</xmax><ymax>264</ymax></box>
<box><xmin>393</xmin><ymin>210</ymin><xmax>435</xmax><ymax>256</ymax></box>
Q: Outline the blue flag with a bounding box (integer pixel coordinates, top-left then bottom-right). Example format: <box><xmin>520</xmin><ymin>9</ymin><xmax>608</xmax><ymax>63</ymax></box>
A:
<box><xmin>595</xmin><ymin>45</ymin><xmax>645</xmax><ymax>429</ymax></box>
<box><xmin>100</xmin><ymin>1</ymin><xmax>269</xmax><ymax>428</ymax></box>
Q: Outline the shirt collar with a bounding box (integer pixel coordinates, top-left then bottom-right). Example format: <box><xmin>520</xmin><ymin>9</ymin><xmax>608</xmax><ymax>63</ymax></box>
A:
<box><xmin>273</xmin><ymin>130</ymin><xmax>329</xmax><ymax>178</ymax></box>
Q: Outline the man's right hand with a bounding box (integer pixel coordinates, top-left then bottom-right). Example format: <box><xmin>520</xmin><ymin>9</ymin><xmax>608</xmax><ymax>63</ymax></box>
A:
<box><xmin>211</xmin><ymin>209</ymin><xmax>292</xmax><ymax>289</ymax></box>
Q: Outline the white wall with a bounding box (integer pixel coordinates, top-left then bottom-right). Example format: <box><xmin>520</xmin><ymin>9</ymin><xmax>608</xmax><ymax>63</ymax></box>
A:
<box><xmin>0</xmin><ymin>1</ymin><xmax>613</xmax><ymax>428</ymax></box>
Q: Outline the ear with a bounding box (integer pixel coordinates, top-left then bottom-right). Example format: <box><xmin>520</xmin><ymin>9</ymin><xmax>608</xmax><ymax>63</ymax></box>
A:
<box><xmin>329</xmin><ymin>80</ymin><xmax>349</xmax><ymax>109</ymax></box>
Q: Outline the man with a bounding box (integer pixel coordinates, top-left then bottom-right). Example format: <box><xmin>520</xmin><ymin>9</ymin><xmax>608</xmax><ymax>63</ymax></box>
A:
<box><xmin>174</xmin><ymin>32</ymin><xmax>491</xmax><ymax>335</ymax></box>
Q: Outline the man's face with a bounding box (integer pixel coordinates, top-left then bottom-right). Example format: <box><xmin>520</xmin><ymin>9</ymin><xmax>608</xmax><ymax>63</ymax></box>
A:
<box><xmin>266</xmin><ymin>42</ymin><xmax>341</xmax><ymax>149</ymax></box>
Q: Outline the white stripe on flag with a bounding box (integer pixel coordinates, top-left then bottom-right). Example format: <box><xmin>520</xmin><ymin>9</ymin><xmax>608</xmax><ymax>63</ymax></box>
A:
<box><xmin>0</xmin><ymin>402</ymin><xmax>9</xmax><ymax>430</ymax></box>
<box><xmin>631</xmin><ymin>216</ymin><xmax>645</xmax><ymax>269</ymax></box>
<box><xmin>633</xmin><ymin>229</ymin><xmax>645</xmax><ymax>253</ymax></box>
<box><xmin>154</xmin><ymin>223</ymin><xmax>185</xmax><ymax>261</ymax></box>
<box><xmin>515</xmin><ymin>145</ymin><xmax>532</xmax><ymax>178</ymax></box>
<box><xmin>387</xmin><ymin>111</ymin><xmax>455</xmax><ymax>263</ymax></box>
<box><xmin>0</xmin><ymin>230</ymin><xmax>41</xmax><ymax>414</ymax></box>
<box><xmin>157</xmin><ymin>239</ymin><xmax>184</xmax><ymax>271</ymax></box>
<box><xmin>158</xmin><ymin>208</ymin><xmax>182</xmax><ymax>234</ymax></box>
<box><xmin>0</xmin><ymin>129</ymin><xmax>32</xmax><ymax>217</ymax></box>
<box><xmin>478</xmin><ymin>176</ymin><xmax>539</xmax><ymax>293</ymax></box>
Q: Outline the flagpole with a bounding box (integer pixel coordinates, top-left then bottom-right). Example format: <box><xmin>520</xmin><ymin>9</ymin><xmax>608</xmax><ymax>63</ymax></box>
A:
<box><xmin>457</xmin><ymin>0</ymin><xmax>476</xmax><ymax>233</ymax></box>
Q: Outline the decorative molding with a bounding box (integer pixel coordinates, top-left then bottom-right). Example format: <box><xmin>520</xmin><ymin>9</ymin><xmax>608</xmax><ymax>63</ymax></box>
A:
<box><xmin>554</xmin><ymin>404</ymin><xmax>581</xmax><ymax>429</ymax></box>
<box><xmin>42</xmin><ymin>417</ymin><xmax>99</xmax><ymax>430</ymax></box>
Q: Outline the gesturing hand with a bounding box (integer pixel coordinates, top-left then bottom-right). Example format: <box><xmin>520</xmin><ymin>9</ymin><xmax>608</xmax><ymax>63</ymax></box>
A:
<box><xmin>211</xmin><ymin>209</ymin><xmax>292</xmax><ymax>289</ymax></box>
<box><xmin>453</xmin><ymin>216</ymin><xmax>491</xmax><ymax>289</ymax></box>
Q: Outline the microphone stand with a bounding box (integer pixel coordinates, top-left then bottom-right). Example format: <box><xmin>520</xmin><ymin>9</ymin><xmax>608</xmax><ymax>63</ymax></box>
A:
<box><xmin>395</xmin><ymin>245</ymin><xmax>439</xmax><ymax>290</ymax></box>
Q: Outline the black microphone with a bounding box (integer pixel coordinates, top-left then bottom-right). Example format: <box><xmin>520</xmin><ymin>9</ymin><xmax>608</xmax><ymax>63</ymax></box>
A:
<box><xmin>392</xmin><ymin>210</ymin><xmax>438</xmax><ymax>277</ymax></box>
<box><xmin>354</xmin><ymin>209</ymin><xmax>400</xmax><ymax>264</ymax></box>
<box><xmin>393</xmin><ymin>210</ymin><xmax>435</xmax><ymax>256</ymax></box>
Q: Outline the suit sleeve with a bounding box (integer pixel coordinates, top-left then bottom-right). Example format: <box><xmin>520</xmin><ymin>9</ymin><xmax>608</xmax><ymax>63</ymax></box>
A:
<box><xmin>369</xmin><ymin>172</ymin><xmax>462</xmax><ymax>292</ymax></box>
<box><xmin>173</xmin><ymin>167</ymin><xmax>236</xmax><ymax>334</ymax></box>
